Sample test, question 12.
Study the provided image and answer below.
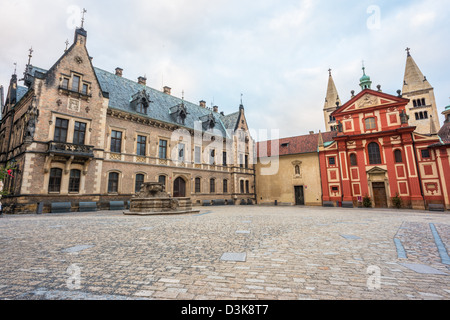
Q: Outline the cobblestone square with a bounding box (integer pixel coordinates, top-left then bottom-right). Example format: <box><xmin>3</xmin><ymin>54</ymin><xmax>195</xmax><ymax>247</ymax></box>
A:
<box><xmin>0</xmin><ymin>206</ymin><xmax>449</xmax><ymax>300</ymax></box>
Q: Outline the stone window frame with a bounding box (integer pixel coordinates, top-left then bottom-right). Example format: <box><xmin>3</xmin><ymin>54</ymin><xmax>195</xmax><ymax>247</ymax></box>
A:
<box><xmin>107</xmin><ymin>170</ymin><xmax>121</xmax><ymax>194</ymax></box>
<box><xmin>49</xmin><ymin>112</ymin><xmax>92</xmax><ymax>145</ymax></box>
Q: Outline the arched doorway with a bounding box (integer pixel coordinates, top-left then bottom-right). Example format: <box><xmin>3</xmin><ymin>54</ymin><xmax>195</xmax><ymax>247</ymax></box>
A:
<box><xmin>173</xmin><ymin>177</ymin><xmax>186</xmax><ymax>198</ymax></box>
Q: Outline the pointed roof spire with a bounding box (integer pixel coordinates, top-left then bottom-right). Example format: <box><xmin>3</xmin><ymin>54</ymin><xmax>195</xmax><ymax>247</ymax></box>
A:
<box><xmin>318</xmin><ymin>130</ymin><xmax>324</xmax><ymax>148</ymax></box>
<box><xmin>324</xmin><ymin>69</ymin><xmax>340</xmax><ymax>110</ymax></box>
<box><xmin>402</xmin><ymin>48</ymin><xmax>431</xmax><ymax>94</ymax></box>
<box><xmin>359</xmin><ymin>61</ymin><xmax>372</xmax><ymax>90</ymax></box>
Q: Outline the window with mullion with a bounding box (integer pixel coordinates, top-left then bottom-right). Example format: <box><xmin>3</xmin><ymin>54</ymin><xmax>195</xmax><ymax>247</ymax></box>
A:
<box><xmin>54</xmin><ymin>118</ymin><xmax>69</xmax><ymax>143</ymax></box>
<box><xmin>69</xmin><ymin>169</ymin><xmax>81</xmax><ymax>193</ymax></box>
<box><xmin>135</xmin><ymin>174</ymin><xmax>145</xmax><ymax>193</ymax></box>
<box><xmin>159</xmin><ymin>140</ymin><xmax>167</xmax><ymax>159</ymax></box>
<box><xmin>111</xmin><ymin>130</ymin><xmax>122</xmax><ymax>153</ymax></box>
<box><xmin>72</xmin><ymin>75</ymin><xmax>81</xmax><ymax>92</ymax></box>
<box><xmin>108</xmin><ymin>172</ymin><xmax>119</xmax><ymax>193</ymax></box>
<box><xmin>48</xmin><ymin>168</ymin><xmax>63</xmax><ymax>193</ymax></box>
<box><xmin>137</xmin><ymin>135</ymin><xmax>147</xmax><ymax>156</ymax></box>
<box><xmin>195</xmin><ymin>177</ymin><xmax>201</xmax><ymax>193</ymax></box>
<box><xmin>73</xmin><ymin>122</ymin><xmax>86</xmax><ymax>145</ymax></box>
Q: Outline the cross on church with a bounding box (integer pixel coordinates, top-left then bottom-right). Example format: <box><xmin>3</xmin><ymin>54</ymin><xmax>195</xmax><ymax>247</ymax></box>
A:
<box><xmin>27</xmin><ymin>47</ymin><xmax>33</xmax><ymax>66</ymax></box>
<box><xmin>328</xmin><ymin>68</ymin><xmax>332</xmax><ymax>76</ymax></box>
<box><xmin>81</xmin><ymin>8</ymin><xmax>87</xmax><ymax>29</ymax></box>
<box><xmin>406</xmin><ymin>47</ymin><xmax>411</xmax><ymax>56</ymax></box>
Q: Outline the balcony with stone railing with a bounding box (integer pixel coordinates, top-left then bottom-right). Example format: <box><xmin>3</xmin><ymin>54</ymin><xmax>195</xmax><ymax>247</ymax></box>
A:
<box><xmin>48</xmin><ymin>141</ymin><xmax>94</xmax><ymax>159</ymax></box>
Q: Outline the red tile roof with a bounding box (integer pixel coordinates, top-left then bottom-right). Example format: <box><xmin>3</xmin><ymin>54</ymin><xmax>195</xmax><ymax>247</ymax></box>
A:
<box><xmin>257</xmin><ymin>131</ymin><xmax>337</xmax><ymax>157</ymax></box>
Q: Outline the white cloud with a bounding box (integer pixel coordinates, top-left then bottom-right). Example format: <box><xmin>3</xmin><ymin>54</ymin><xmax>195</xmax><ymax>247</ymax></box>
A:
<box><xmin>1</xmin><ymin>0</ymin><xmax>449</xmax><ymax>137</ymax></box>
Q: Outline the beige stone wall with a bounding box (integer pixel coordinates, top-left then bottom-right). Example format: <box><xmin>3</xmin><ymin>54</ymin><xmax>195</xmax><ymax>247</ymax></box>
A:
<box><xmin>256</xmin><ymin>152</ymin><xmax>323</xmax><ymax>206</ymax></box>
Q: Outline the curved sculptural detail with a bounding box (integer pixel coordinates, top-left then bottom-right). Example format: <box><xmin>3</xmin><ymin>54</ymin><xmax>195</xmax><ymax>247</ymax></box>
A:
<box><xmin>124</xmin><ymin>182</ymin><xmax>199</xmax><ymax>216</ymax></box>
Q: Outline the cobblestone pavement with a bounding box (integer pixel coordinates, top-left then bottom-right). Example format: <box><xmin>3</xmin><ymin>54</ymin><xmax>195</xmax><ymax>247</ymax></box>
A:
<box><xmin>0</xmin><ymin>206</ymin><xmax>449</xmax><ymax>300</ymax></box>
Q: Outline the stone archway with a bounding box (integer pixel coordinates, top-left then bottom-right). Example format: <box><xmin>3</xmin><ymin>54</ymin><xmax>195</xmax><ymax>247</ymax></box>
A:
<box><xmin>173</xmin><ymin>177</ymin><xmax>186</xmax><ymax>198</ymax></box>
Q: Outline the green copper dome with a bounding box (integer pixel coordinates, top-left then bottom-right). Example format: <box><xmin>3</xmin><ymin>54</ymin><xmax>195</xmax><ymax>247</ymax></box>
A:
<box><xmin>359</xmin><ymin>67</ymin><xmax>372</xmax><ymax>90</ymax></box>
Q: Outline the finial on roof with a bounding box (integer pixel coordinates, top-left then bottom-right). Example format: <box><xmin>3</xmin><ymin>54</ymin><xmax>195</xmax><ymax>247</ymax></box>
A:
<box><xmin>328</xmin><ymin>68</ymin><xmax>332</xmax><ymax>76</ymax></box>
<box><xmin>65</xmin><ymin>39</ymin><xmax>69</xmax><ymax>52</ymax></box>
<box><xmin>13</xmin><ymin>62</ymin><xmax>17</xmax><ymax>75</ymax></box>
<box><xmin>406</xmin><ymin>47</ymin><xmax>411</xmax><ymax>56</ymax></box>
<box><xmin>27</xmin><ymin>47</ymin><xmax>33</xmax><ymax>66</ymax></box>
<box><xmin>81</xmin><ymin>8</ymin><xmax>87</xmax><ymax>29</ymax></box>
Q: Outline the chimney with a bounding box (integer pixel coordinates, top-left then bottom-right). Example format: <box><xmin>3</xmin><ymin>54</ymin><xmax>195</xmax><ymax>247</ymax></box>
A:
<box><xmin>138</xmin><ymin>76</ymin><xmax>147</xmax><ymax>86</ymax></box>
<box><xmin>115</xmin><ymin>68</ymin><xmax>123</xmax><ymax>77</ymax></box>
<box><xmin>213</xmin><ymin>106</ymin><xmax>219</xmax><ymax>113</ymax></box>
<box><xmin>309</xmin><ymin>131</ymin><xmax>314</xmax><ymax>135</ymax></box>
<box><xmin>199</xmin><ymin>100</ymin><xmax>206</xmax><ymax>108</ymax></box>
<box><xmin>163</xmin><ymin>86</ymin><xmax>171</xmax><ymax>95</ymax></box>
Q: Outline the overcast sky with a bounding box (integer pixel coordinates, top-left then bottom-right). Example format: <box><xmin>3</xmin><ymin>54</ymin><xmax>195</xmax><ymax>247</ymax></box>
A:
<box><xmin>1</xmin><ymin>0</ymin><xmax>449</xmax><ymax>140</ymax></box>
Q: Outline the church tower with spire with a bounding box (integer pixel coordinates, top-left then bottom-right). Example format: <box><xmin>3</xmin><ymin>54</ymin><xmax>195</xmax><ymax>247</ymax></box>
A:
<box><xmin>402</xmin><ymin>48</ymin><xmax>440</xmax><ymax>134</ymax></box>
<box><xmin>323</xmin><ymin>69</ymin><xmax>341</xmax><ymax>131</ymax></box>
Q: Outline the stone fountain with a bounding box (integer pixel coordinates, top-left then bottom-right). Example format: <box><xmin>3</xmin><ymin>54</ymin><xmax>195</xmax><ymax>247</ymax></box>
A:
<box><xmin>124</xmin><ymin>182</ymin><xmax>200</xmax><ymax>216</ymax></box>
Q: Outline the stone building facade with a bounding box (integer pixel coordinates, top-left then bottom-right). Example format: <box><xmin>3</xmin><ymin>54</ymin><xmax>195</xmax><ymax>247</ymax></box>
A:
<box><xmin>0</xmin><ymin>27</ymin><xmax>255</xmax><ymax>214</ymax></box>
<box><xmin>319</xmin><ymin>65</ymin><xmax>450</xmax><ymax>211</ymax></box>
<box><xmin>256</xmin><ymin>131</ymin><xmax>336</xmax><ymax>206</ymax></box>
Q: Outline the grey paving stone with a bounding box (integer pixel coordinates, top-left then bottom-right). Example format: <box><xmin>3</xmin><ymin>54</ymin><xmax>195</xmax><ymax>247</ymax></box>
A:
<box><xmin>340</xmin><ymin>235</ymin><xmax>361</xmax><ymax>240</ymax></box>
<box><xmin>399</xmin><ymin>263</ymin><xmax>448</xmax><ymax>275</ymax></box>
<box><xmin>61</xmin><ymin>245</ymin><xmax>95</xmax><ymax>253</ymax></box>
<box><xmin>220</xmin><ymin>253</ymin><xmax>247</xmax><ymax>262</ymax></box>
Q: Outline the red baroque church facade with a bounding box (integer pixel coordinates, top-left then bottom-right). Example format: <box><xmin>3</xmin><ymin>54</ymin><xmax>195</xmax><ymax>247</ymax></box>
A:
<box><xmin>319</xmin><ymin>88</ymin><xmax>450</xmax><ymax>210</ymax></box>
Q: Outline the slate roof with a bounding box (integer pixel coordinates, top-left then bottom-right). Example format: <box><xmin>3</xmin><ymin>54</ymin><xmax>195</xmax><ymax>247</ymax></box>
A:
<box><xmin>13</xmin><ymin>65</ymin><xmax>242</xmax><ymax>138</ymax></box>
<box><xmin>257</xmin><ymin>131</ymin><xmax>337</xmax><ymax>158</ymax></box>
<box><xmin>93</xmin><ymin>67</ymin><xmax>235</xmax><ymax>137</ymax></box>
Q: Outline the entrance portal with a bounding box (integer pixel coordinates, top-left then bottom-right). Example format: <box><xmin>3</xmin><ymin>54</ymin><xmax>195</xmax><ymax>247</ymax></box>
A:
<box><xmin>173</xmin><ymin>177</ymin><xmax>186</xmax><ymax>198</ymax></box>
<box><xmin>372</xmin><ymin>182</ymin><xmax>388</xmax><ymax>208</ymax></box>
<box><xmin>294</xmin><ymin>186</ymin><xmax>305</xmax><ymax>205</ymax></box>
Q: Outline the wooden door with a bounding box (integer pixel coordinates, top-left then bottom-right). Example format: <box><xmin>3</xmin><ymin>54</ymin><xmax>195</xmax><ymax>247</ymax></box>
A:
<box><xmin>372</xmin><ymin>182</ymin><xmax>387</xmax><ymax>208</ymax></box>
<box><xmin>173</xmin><ymin>177</ymin><xmax>186</xmax><ymax>198</ymax></box>
<box><xmin>295</xmin><ymin>186</ymin><xmax>305</xmax><ymax>205</ymax></box>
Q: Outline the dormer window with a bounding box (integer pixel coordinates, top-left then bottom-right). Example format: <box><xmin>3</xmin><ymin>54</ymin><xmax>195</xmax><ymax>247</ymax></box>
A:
<box><xmin>200</xmin><ymin>113</ymin><xmax>216</xmax><ymax>131</ymax></box>
<box><xmin>59</xmin><ymin>73</ymin><xmax>90</xmax><ymax>98</ymax></box>
<box><xmin>170</xmin><ymin>103</ymin><xmax>189</xmax><ymax>125</ymax></box>
<box><xmin>130</xmin><ymin>89</ymin><xmax>152</xmax><ymax>115</ymax></box>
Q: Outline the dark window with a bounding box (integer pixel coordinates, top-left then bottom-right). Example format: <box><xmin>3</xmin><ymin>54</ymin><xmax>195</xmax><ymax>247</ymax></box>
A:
<box><xmin>62</xmin><ymin>78</ymin><xmax>69</xmax><ymax>89</ymax></box>
<box><xmin>137</xmin><ymin>135</ymin><xmax>147</xmax><ymax>156</ymax></box>
<box><xmin>54</xmin><ymin>118</ymin><xmax>69</xmax><ymax>142</ymax></box>
<box><xmin>48</xmin><ymin>168</ymin><xmax>62</xmax><ymax>193</ymax></box>
<box><xmin>158</xmin><ymin>175</ymin><xmax>166</xmax><ymax>187</ymax></box>
<box><xmin>108</xmin><ymin>172</ymin><xmax>119</xmax><ymax>193</ymax></box>
<box><xmin>245</xmin><ymin>180</ymin><xmax>250</xmax><ymax>194</ymax></box>
<box><xmin>329</xmin><ymin>157</ymin><xmax>335</xmax><ymax>165</ymax></box>
<box><xmin>421</xmin><ymin>98</ymin><xmax>426</xmax><ymax>106</ymax></box>
<box><xmin>210</xmin><ymin>179</ymin><xmax>215</xmax><ymax>193</ymax></box>
<box><xmin>110</xmin><ymin>130</ymin><xmax>122</xmax><ymax>153</ymax></box>
<box><xmin>194</xmin><ymin>146</ymin><xmax>201</xmax><ymax>164</ymax></box>
<box><xmin>240</xmin><ymin>154</ymin><xmax>244</xmax><ymax>168</ymax></box>
<box><xmin>368</xmin><ymin>142</ymin><xmax>382</xmax><ymax>164</ymax></box>
<box><xmin>394</xmin><ymin>150</ymin><xmax>403</xmax><ymax>163</ymax></box>
<box><xmin>137</xmin><ymin>98</ymin><xmax>148</xmax><ymax>114</ymax></box>
<box><xmin>331</xmin><ymin>186</ymin><xmax>339</xmax><ymax>191</ymax></box>
<box><xmin>223</xmin><ymin>179</ymin><xmax>228</xmax><ymax>193</ymax></box>
<box><xmin>72</xmin><ymin>75</ymin><xmax>80</xmax><ymax>92</ymax></box>
<box><xmin>195</xmin><ymin>177</ymin><xmax>201</xmax><ymax>193</ymax></box>
<box><xmin>240</xmin><ymin>180</ymin><xmax>245</xmax><ymax>194</ymax></box>
<box><xmin>222</xmin><ymin>151</ymin><xmax>227</xmax><ymax>166</ymax></box>
<box><xmin>350</xmin><ymin>154</ymin><xmax>358</xmax><ymax>166</ymax></box>
<box><xmin>365</xmin><ymin>117</ymin><xmax>376</xmax><ymax>130</ymax></box>
<box><xmin>245</xmin><ymin>155</ymin><xmax>249</xmax><ymax>169</ymax></box>
<box><xmin>178</xmin><ymin>143</ymin><xmax>185</xmax><ymax>162</ymax></box>
<box><xmin>135</xmin><ymin>174</ymin><xmax>144</xmax><ymax>193</ymax></box>
<box><xmin>159</xmin><ymin>140</ymin><xmax>167</xmax><ymax>159</ymax></box>
<box><xmin>81</xmin><ymin>84</ymin><xmax>89</xmax><ymax>95</ymax></box>
<box><xmin>210</xmin><ymin>149</ymin><xmax>215</xmax><ymax>165</ymax></box>
<box><xmin>69</xmin><ymin>169</ymin><xmax>81</xmax><ymax>193</ymax></box>
<box><xmin>421</xmin><ymin>149</ymin><xmax>430</xmax><ymax>159</ymax></box>
<box><xmin>73</xmin><ymin>121</ymin><xmax>86</xmax><ymax>145</ymax></box>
